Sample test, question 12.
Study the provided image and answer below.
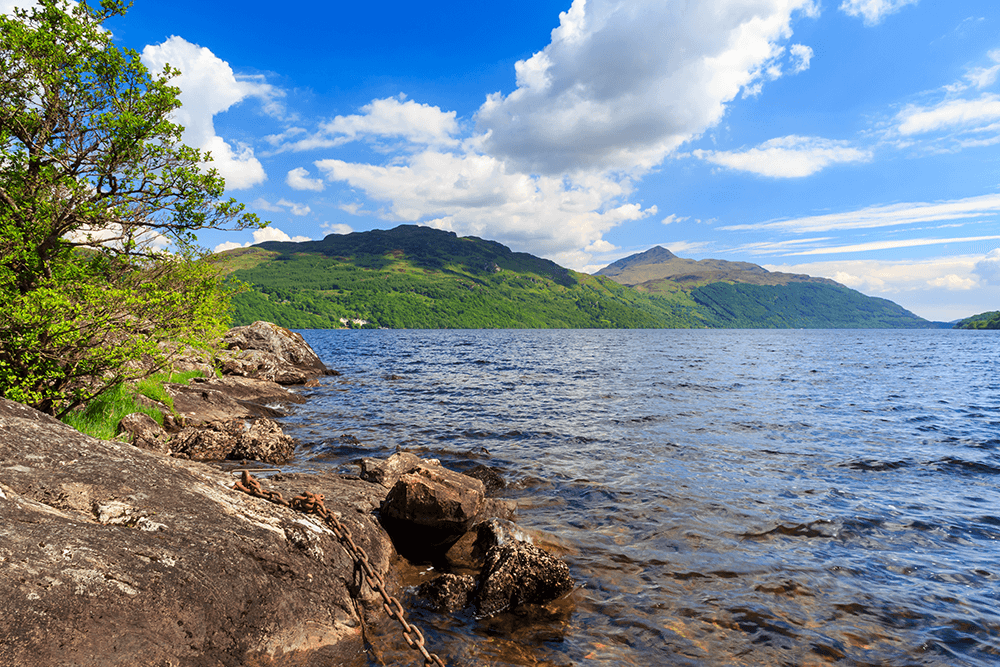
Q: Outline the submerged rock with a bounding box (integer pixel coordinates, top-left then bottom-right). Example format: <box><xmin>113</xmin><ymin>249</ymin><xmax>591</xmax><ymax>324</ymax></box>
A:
<box><xmin>416</xmin><ymin>573</ymin><xmax>477</xmax><ymax>613</ymax></box>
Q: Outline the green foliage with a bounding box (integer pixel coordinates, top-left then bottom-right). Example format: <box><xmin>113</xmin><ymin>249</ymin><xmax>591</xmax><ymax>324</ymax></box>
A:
<box><xmin>0</xmin><ymin>1</ymin><xmax>262</xmax><ymax>416</ymax></box>
<box><xmin>134</xmin><ymin>369</ymin><xmax>205</xmax><ymax>412</ymax></box>
<box><xmin>59</xmin><ymin>383</ymin><xmax>162</xmax><ymax>440</ymax></box>
<box><xmin>212</xmin><ymin>225</ymin><xmax>931</xmax><ymax>330</ymax></box>
<box><xmin>689</xmin><ymin>282</ymin><xmax>934</xmax><ymax>328</ymax></box>
<box><xmin>223</xmin><ymin>246</ymin><xmax>706</xmax><ymax>329</ymax></box>
<box><xmin>953</xmin><ymin>310</ymin><xmax>1000</xmax><ymax>329</ymax></box>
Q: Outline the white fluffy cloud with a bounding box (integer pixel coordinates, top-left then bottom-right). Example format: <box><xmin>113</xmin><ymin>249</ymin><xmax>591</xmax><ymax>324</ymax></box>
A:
<box><xmin>974</xmin><ymin>249</ymin><xmax>1000</xmax><ymax>284</ymax></box>
<box><xmin>896</xmin><ymin>94</ymin><xmax>1000</xmax><ymax>136</ymax></box>
<box><xmin>212</xmin><ymin>226</ymin><xmax>311</xmax><ymax>253</ymax></box>
<box><xmin>141</xmin><ymin>36</ymin><xmax>274</xmax><ymax>189</ymax></box>
<box><xmin>267</xmin><ymin>96</ymin><xmax>459</xmax><ymax>153</ymax></box>
<box><xmin>299</xmin><ymin>0</ymin><xmax>821</xmax><ymax>268</ymax></box>
<box><xmin>694</xmin><ymin>135</ymin><xmax>871</xmax><ymax>177</ymax></box>
<box><xmin>839</xmin><ymin>0</ymin><xmax>919</xmax><ymax>26</ymax></box>
<box><xmin>286</xmin><ymin>167</ymin><xmax>325</xmax><ymax>192</ymax></box>
<box><xmin>475</xmin><ymin>0</ymin><xmax>819</xmax><ymax>175</ymax></box>
<box><xmin>314</xmin><ymin>150</ymin><xmax>655</xmax><ymax>268</ymax></box>
<box><xmin>321</xmin><ymin>222</ymin><xmax>354</xmax><ymax>235</ymax></box>
<box><xmin>251</xmin><ymin>198</ymin><xmax>311</xmax><ymax>217</ymax></box>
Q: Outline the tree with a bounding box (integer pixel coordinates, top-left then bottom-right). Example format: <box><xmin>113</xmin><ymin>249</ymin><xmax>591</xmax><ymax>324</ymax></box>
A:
<box><xmin>0</xmin><ymin>0</ymin><xmax>266</xmax><ymax>416</ymax></box>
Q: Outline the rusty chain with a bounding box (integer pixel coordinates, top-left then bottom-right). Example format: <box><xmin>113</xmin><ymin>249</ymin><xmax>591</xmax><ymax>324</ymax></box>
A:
<box><xmin>233</xmin><ymin>471</ymin><xmax>446</xmax><ymax>667</ymax></box>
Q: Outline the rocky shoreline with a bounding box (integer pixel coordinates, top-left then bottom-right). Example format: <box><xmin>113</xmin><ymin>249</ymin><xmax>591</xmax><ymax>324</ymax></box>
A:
<box><xmin>0</xmin><ymin>321</ymin><xmax>573</xmax><ymax>666</ymax></box>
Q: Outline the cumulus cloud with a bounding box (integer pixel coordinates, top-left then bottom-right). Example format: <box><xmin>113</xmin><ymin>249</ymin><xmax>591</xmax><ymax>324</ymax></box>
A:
<box><xmin>694</xmin><ymin>135</ymin><xmax>871</xmax><ymax>177</ymax></box>
<box><xmin>141</xmin><ymin>36</ymin><xmax>274</xmax><ymax>189</ymax></box>
<box><xmin>267</xmin><ymin>95</ymin><xmax>459</xmax><ymax>153</ymax></box>
<box><xmin>839</xmin><ymin>0</ymin><xmax>919</xmax><ymax>26</ymax></box>
<box><xmin>965</xmin><ymin>50</ymin><xmax>1000</xmax><ymax>90</ymax></box>
<box><xmin>252</xmin><ymin>227</ymin><xmax>311</xmax><ymax>243</ymax></box>
<box><xmin>251</xmin><ymin>198</ymin><xmax>311</xmax><ymax>217</ymax></box>
<box><xmin>789</xmin><ymin>44</ymin><xmax>813</xmax><ymax>73</ymax></box>
<box><xmin>321</xmin><ymin>223</ymin><xmax>354</xmax><ymax>235</ymax></box>
<box><xmin>313</xmin><ymin>150</ymin><xmax>656</xmax><ymax>268</ymax></box>
<box><xmin>212</xmin><ymin>226</ymin><xmax>311</xmax><ymax>253</ymax></box>
<box><xmin>296</xmin><ymin>0</ymin><xmax>822</xmax><ymax>268</ymax></box>
<box><xmin>286</xmin><ymin>167</ymin><xmax>325</xmax><ymax>192</ymax></box>
<box><xmin>973</xmin><ymin>248</ymin><xmax>1000</xmax><ymax>284</ymax></box>
<box><xmin>475</xmin><ymin>0</ymin><xmax>819</xmax><ymax>175</ymax></box>
<box><xmin>896</xmin><ymin>94</ymin><xmax>1000</xmax><ymax>136</ymax></box>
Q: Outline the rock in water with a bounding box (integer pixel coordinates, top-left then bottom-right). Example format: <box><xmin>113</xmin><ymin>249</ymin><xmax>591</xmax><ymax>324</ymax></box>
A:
<box><xmin>475</xmin><ymin>541</ymin><xmax>575</xmax><ymax>618</ymax></box>
<box><xmin>416</xmin><ymin>573</ymin><xmax>477</xmax><ymax>613</ymax></box>
<box><xmin>380</xmin><ymin>463</ymin><xmax>485</xmax><ymax>561</ymax></box>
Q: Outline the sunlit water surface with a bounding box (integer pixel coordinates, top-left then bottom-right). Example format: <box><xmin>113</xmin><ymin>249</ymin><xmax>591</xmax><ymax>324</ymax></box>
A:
<box><xmin>278</xmin><ymin>329</ymin><xmax>1000</xmax><ymax>666</ymax></box>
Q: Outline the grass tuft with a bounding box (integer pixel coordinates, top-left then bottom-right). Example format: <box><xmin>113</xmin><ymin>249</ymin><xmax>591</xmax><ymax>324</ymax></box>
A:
<box><xmin>61</xmin><ymin>369</ymin><xmax>210</xmax><ymax>440</ymax></box>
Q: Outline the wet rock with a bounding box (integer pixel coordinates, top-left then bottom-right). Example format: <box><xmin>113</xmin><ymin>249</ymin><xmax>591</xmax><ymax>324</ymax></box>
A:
<box><xmin>117</xmin><ymin>412</ymin><xmax>168</xmax><ymax>454</ymax></box>
<box><xmin>170</xmin><ymin>418</ymin><xmax>296</xmax><ymax>464</ymax></box>
<box><xmin>465</xmin><ymin>464</ymin><xmax>506</xmax><ymax>494</ymax></box>
<box><xmin>475</xmin><ymin>541</ymin><xmax>575</xmax><ymax>618</ymax></box>
<box><xmin>380</xmin><ymin>463</ymin><xmax>485</xmax><ymax>561</ymax></box>
<box><xmin>416</xmin><ymin>573</ymin><xmax>477</xmax><ymax>613</ymax></box>
<box><xmin>0</xmin><ymin>398</ymin><xmax>397</xmax><ymax>667</ymax></box>
<box><xmin>473</xmin><ymin>518</ymin><xmax>533</xmax><ymax>556</ymax></box>
<box><xmin>359</xmin><ymin>451</ymin><xmax>424</xmax><ymax>489</ymax></box>
<box><xmin>222</xmin><ymin>321</ymin><xmax>332</xmax><ymax>384</ymax></box>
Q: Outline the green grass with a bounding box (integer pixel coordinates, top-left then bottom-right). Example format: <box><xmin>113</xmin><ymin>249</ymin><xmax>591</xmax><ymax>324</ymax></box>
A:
<box><xmin>60</xmin><ymin>369</ymin><xmax>209</xmax><ymax>440</ymax></box>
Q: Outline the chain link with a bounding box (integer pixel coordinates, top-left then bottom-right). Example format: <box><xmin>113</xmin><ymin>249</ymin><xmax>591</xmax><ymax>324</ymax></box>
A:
<box><xmin>234</xmin><ymin>471</ymin><xmax>446</xmax><ymax>667</ymax></box>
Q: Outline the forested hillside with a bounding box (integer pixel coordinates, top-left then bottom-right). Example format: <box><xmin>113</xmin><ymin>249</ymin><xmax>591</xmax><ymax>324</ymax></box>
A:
<box><xmin>954</xmin><ymin>311</ymin><xmax>1000</xmax><ymax>329</ymax></box>
<box><xmin>211</xmin><ymin>225</ymin><xmax>936</xmax><ymax>330</ymax></box>
<box><xmin>214</xmin><ymin>227</ymin><xmax>708</xmax><ymax>328</ymax></box>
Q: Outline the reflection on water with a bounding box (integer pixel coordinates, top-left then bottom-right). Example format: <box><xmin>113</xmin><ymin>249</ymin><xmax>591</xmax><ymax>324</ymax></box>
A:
<box><xmin>282</xmin><ymin>329</ymin><xmax>1000</xmax><ymax>666</ymax></box>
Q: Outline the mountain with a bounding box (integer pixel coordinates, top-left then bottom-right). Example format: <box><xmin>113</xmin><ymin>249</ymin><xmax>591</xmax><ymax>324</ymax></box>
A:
<box><xmin>597</xmin><ymin>246</ymin><xmax>933</xmax><ymax>329</ymax></box>
<box><xmin>953</xmin><ymin>310</ymin><xmax>1000</xmax><ymax>329</ymax></box>
<box><xmin>210</xmin><ymin>226</ymin><xmax>707</xmax><ymax>329</ymax></box>
<box><xmin>597</xmin><ymin>245</ymin><xmax>838</xmax><ymax>287</ymax></box>
<box><xmin>209</xmin><ymin>225</ymin><xmax>934</xmax><ymax>329</ymax></box>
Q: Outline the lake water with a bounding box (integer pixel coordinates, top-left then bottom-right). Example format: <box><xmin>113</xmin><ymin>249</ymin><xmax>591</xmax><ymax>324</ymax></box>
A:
<box><xmin>280</xmin><ymin>329</ymin><xmax>1000</xmax><ymax>666</ymax></box>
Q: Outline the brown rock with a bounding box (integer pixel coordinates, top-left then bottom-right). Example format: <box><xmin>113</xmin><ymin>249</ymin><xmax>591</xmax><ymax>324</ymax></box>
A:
<box><xmin>475</xmin><ymin>541</ymin><xmax>575</xmax><ymax>618</ymax></box>
<box><xmin>358</xmin><ymin>451</ymin><xmax>424</xmax><ymax>489</ymax></box>
<box><xmin>0</xmin><ymin>398</ymin><xmax>398</xmax><ymax>666</ymax></box>
<box><xmin>117</xmin><ymin>412</ymin><xmax>168</xmax><ymax>454</ymax></box>
<box><xmin>170</xmin><ymin>418</ymin><xmax>296</xmax><ymax>464</ymax></box>
<box><xmin>416</xmin><ymin>573</ymin><xmax>477</xmax><ymax>613</ymax></box>
<box><xmin>380</xmin><ymin>463</ymin><xmax>485</xmax><ymax>561</ymax></box>
<box><xmin>223</xmin><ymin>321</ymin><xmax>331</xmax><ymax>384</ymax></box>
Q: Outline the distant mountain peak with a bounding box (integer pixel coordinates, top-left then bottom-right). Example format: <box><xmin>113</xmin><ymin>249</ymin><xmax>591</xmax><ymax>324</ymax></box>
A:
<box><xmin>598</xmin><ymin>246</ymin><xmax>677</xmax><ymax>277</ymax></box>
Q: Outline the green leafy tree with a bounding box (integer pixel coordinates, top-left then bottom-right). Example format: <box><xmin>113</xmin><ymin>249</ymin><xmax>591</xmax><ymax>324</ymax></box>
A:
<box><xmin>0</xmin><ymin>0</ymin><xmax>265</xmax><ymax>416</ymax></box>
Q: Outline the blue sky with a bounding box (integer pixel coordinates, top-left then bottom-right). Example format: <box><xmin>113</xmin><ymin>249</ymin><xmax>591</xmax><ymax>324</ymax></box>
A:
<box><xmin>10</xmin><ymin>0</ymin><xmax>1000</xmax><ymax>321</ymax></box>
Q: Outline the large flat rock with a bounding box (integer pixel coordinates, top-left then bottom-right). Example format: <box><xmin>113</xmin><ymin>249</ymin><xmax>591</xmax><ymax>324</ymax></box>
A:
<box><xmin>0</xmin><ymin>399</ymin><xmax>397</xmax><ymax>667</ymax></box>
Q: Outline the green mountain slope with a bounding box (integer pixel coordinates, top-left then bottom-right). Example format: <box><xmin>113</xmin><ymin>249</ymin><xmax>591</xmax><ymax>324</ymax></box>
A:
<box><xmin>211</xmin><ymin>226</ymin><xmax>707</xmax><ymax>329</ymax></box>
<box><xmin>597</xmin><ymin>245</ymin><xmax>933</xmax><ymax>329</ymax></box>
<box><xmin>954</xmin><ymin>310</ymin><xmax>1000</xmax><ymax>329</ymax></box>
<box><xmin>210</xmin><ymin>226</ymin><xmax>933</xmax><ymax>329</ymax></box>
